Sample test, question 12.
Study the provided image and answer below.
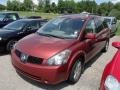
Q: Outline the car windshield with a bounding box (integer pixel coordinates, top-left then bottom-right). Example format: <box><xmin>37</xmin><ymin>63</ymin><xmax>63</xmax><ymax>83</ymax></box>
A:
<box><xmin>0</xmin><ymin>13</ymin><xmax>5</xmax><ymax>21</ymax></box>
<box><xmin>3</xmin><ymin>20</ymin><xmax>27</xmax><ymax>30</ymax></box>
<box><xmin>37</xmin><ymin>17</ymin><xmax>85</xmax><ymax>39</ymax></box>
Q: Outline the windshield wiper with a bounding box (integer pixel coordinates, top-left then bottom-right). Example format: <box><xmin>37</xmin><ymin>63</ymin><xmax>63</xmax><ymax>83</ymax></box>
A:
<box><xmin>36</xmin><ymin>32</ymin><xmax>65</xmax><ymax>39</ymax></box>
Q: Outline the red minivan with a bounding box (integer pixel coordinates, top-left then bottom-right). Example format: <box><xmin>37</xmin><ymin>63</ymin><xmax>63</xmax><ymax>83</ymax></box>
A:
<box><xmin>11</xmin><ymin>14</ymin><xmax>110</xmax><ymax>85</ymax></box>
<box><xmin>100</xmin><ymin>42</ymin><xmax>120</xmax><ymax>90</ymax></box>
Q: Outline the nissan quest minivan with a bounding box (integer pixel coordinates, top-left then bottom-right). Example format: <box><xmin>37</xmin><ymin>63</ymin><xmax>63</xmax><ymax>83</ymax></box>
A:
<box><xmin>11</xmin><ymin>14</ymin><xmax>110</xmax><ymax>85</ymax></box>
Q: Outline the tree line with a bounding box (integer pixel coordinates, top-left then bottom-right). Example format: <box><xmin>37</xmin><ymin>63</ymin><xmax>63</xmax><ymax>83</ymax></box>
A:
<box><xmin>0</xmin><ymin>0</ymin><xmax>120</xmax><ymax>19</ymax></box>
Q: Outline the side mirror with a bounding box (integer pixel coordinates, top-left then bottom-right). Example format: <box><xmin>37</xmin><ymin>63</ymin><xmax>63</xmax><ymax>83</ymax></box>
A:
<box><xmin>112</xmin><ymin>42</ymin><xmax>120</xmax><ymax>49</ymax></box>
<box><xmin>85</xmin><ymin>33</ymin><xmax>96</xmax><ymax>39</ymax></box>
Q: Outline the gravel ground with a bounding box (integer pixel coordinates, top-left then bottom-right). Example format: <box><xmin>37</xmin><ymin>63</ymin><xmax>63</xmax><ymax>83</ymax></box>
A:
<box><xmin>0</xmin><ymin>36</ymin><xmax>119</xmax><ymax>90</ymax></box>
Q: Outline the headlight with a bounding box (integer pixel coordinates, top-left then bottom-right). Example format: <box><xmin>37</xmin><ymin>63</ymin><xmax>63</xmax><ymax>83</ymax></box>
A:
<box><xmin>105</xmin><ymin>75</ymin><xmax>120</xmax><ymax>90</ymax></box>
<box><xmin>0</xmin><ymin>37</ymin><xmax>2</xmax><ymax>40</ymax></box>
<box><xmin>47</xmin><ymin>49</ymin><xmax>71</xmax><ymax>66</ymax></box>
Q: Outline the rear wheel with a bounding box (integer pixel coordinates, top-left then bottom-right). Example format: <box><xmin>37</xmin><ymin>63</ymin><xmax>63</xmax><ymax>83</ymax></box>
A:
<box><xmin>7</xmin><ymin>40</ymin><xmax>17</xmax><ymax>52</ymax></box>
<box><xmin>68</xmin><ymin>59</ymin><xmax>83</xmax><ymax>84</ymax></box>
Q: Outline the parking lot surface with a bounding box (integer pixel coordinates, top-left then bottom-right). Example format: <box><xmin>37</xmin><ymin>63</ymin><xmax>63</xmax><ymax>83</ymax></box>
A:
<box><xmin>0</xmin><ymin>36</ymin><xmax>119</xmax><ymax>90</ymax></box>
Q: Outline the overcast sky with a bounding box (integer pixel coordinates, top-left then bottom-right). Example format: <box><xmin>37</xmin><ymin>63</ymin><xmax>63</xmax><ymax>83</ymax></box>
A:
<box><xmin>0</xmin><ymin>0</ymin><xmax>120</xmax><ymax>5</ymax></box>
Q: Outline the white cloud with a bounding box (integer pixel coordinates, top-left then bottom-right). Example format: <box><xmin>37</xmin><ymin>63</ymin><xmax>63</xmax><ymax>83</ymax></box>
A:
<box><xmin>111</xmin><ymin>0</ymin><xmax>120</xmax><ymax>4</ymax></box>
<box><xmin>33</xmin><ymin>0</ymin><xmax>38</xmax><ymax>5</ymax></box>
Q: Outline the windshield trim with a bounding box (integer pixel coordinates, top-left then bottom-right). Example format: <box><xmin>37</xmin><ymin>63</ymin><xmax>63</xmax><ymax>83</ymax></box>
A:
<box><xmin>37</xmin><ymin>17</ymin><xmax>85</xmax><ymax>39</ymax></box>
<box><xmin>36</xmin><ymin>32</ymin><xmax>77</xmax><ymax>39</ymax></box>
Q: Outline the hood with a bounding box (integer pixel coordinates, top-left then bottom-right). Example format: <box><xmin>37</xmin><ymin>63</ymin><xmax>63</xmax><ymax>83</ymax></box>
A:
<box><xmin>17</xmin><ymin>33</ymin><xmax>77</xmax><ymax>59</ymax></box>
<box><xmin>0</xmin><ymin>29</ymin><xmax>16</xmax><ymax>37</ymax></box>
<box><xmin>109</xmin><ymin>50</ymin><xmax>120</xmax><ymax>81</ymax></box>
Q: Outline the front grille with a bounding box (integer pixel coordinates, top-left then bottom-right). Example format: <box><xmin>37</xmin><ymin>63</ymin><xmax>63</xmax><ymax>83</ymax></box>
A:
<box><xmin>15</xmin><ymin>50</ymin><xmax>43</xmax><ymax>65</ymax></box>
<box><xmin>28</xmin><ymin>56</ymin><xmax>43</xmax><ymax>64</ymax></box>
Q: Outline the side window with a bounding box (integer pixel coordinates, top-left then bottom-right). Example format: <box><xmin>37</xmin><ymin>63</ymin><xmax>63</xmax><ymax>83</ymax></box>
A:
<box><xmin>112</xmin><ymin>18</ymin><xmax>117</xmax><ymax>24</ymax></box>
<box><xmin>103</xmin><ymin>21</ymin><xmax>108</xmax><ymax>28</ymax></box>
<box><xmin>95</xmin><ymin>18</ymin><xmax>104</xmax><ymax>33</ymax></box>
<box><xmin>7</xmin><ymin>14</ymin><xmax>17</xmax><ymax>20</ymax></box>
<box><xmin>85</xmin><ymin>19</ymin><xmax>96</xmax><ymax>34</ymax></box>
<box><xmin>27</xmin><ymin>21</ymin><xmax>40</xmax><ymax>30</ymax></box>
<box><xmin>39</xmin><ymin>21</ymin><xmax>47</xmax><ymax>27</ymax></box>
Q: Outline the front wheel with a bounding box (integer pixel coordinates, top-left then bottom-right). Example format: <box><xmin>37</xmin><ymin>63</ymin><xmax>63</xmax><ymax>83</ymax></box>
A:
<box><xmin>67</xmin><ymin>60</ymin><xmax>83</xmax><ymax>84</ymax></box>
<box><xmin>7</xmin><ymin>40</ymin><xmax>17</xmax><ymax>52</ymax></box>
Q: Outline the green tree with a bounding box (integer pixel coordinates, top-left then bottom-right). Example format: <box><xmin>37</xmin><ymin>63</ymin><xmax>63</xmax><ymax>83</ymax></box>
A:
<box><xmin>7</xmin><ymin>0</ymin><xmax>12</xmax><ymax>10</ymax></box>
<box><xmin>44</xmin><ymin>0</ymin><xmax>50</xmax><ymax>13</ymax></box>
<box><xmin>97</xmin><ymin>2</ymin><xmax>114</xmax><ymax>16</ymax></box>
<box><xmin>58</xmin><ymin>0</ymin><xmax>65</xmax><ymax>13</ymax></box>
<box><xmin>24</xmin><ymin>0</ymin><xmax>33</xmax><ymax>11</ymax></box>
<box><xmin>74</xmin><ymin>0</ymin><xmax>97</xmax><ymax>13</ymax></box>
<box><xmin>38</xmin><ymin>0</ymin><xmax>44</xmax><ymax>11</ymax></box>
<box><xmin>50</xmin><ymin>2</ymin><xmax>57</xmax><ymax>13</ymax></box>
<box><xmin>114</xmin><ymin>2</ymin><xmax>120</xmax><ymax>11</ymax></box>
<box><xmin>19</xmin><ymin>2</ymin><xmax>26</xmax><ymax>11</ymax></box>
<box><xmin>7</xmin><ymin>0</ymin><xmax>25</xmax><ymax>11</ymax></box>
<box><xmin>12</xmin><ymin>0</ymin><xmax>21</xmax><ymax>11</ymax></box>
<box><xmin>64</xmin><ymin>0</ymin><xmax>75</xmax><ymax>13</ymax></box>
<box><xmin>109</xmin><ymin>9</ymin><xmax>120</xmax><ymax>19</ymax></box>
<box><xmin>0</xmin><ymin>4</ymin><xmax>6</xmax><ymax>10</ymax></box>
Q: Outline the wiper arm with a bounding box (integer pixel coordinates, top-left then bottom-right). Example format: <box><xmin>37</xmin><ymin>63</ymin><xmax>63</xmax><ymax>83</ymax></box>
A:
<box><xmin>36</xmin><ymin>32</ymin><xmax>65</xmax><ymax>39</ymax></box>
<box><xmin>45</xmin><ymin>34</ymin><xmax>65</xmax><ymax>39</ymax></box>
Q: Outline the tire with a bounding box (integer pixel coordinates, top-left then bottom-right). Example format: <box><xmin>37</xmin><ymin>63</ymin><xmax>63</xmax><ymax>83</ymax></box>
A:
<box><xmin>102</xmin><ymin>40</ymin><xmax>109</xmax><ymax>52</ymax></box>
<box><xmin>6</xmin><ymin>40</ymin><xmax>17</xmax><ymax>52</ymax></box>
<box><xmin>68</xmin><ymin>59</ymin><xmax>83</xmax><ymax>84</ymax></box>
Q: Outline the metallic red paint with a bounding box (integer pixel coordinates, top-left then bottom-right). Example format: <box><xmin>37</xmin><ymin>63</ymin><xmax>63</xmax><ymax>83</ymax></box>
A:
<box><xmin>100</xmin><ymin>42</ymin><xmax>120</xmax><ymax>90</ymax></box>
<box><xmin>112</xmin><ymin>42</ymin><xmax>120</xmax><ymax>49</ymax></box>
<box><xmin>85</xmin><ymin>33</ymin><xmax>96</xmax><ymax>39</ymax></box>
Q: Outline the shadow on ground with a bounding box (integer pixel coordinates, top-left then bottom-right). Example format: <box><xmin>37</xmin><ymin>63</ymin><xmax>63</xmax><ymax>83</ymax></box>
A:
<box><xmin>0</xmin><ymin>51</ymin><xmax>9</xmax><ymax>56</ymax></box>
<box><xmin>16</xmin><ymin>52</ymin><xmax>104</xmax><ymax>90</ymax></box>
<box><xmin>85</xmin><ymin>52</ymin><xmax>103</xmax><ymax>70</ymax></box>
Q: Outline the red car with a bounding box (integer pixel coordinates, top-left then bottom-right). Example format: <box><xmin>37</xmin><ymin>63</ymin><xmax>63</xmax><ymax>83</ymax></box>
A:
<box><xmin>100</xmin><ymin>42</ymin><xmax>120</xmax><ymax>90</ymax></box>
<box><xmin>11</xmin><ymin>14</ymin><xmax>110</xmax><ymax>85</ymax></box>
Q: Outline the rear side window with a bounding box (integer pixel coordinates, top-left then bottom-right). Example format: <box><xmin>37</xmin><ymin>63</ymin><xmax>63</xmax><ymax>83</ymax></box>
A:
<box><xmin>7</xmin><ymin>14</ymin><xmax>17</xmax><ymax>20</ymax></box>
<box><xmin>39</xmin><ymin>20</ymin><xmax>47</xmax><ymax>27</ymax></box>
<box><xmin>26</xmin><ymin>21</ymin><xmax>40</xmax><ymax>30</ymax></box>
<box><xmin>95</xmin><ymin>18</ymin><xmax>104</xmax><ymax>33</ymax></box>
<box><xmin>103</xmin><ymin>21</ymin><xmax>108</xmax><ymax>28</ymax></box>
<box><xmin>85</xmin><ymin>19</ymin><xmax>96</xmax><ymax>33</ymax></box>
<box><xmin>112</xmin><ymin>18</ymin><xmax>117</xmax><ymax>24</ymax></box>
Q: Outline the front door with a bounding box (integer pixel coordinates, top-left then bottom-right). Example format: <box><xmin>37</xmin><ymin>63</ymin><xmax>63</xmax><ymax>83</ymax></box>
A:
<box><xmin>84</xmin><ymin>18</ymin><xmax>97</xmax><ymax>62</ymax></box>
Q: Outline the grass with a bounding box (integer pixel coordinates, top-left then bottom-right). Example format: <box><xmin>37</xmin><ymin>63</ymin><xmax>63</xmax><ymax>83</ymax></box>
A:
<box><xmin>116</xmin><ymin>21</ymin><xmax>120</xmax><ymax>35</ymax></box>
<box><xmin>116</xmin><ymin>27</ymin><xmax>120</xmax><ymax>35</ymax></box>
<box><xmin>13</xmin><ymin>11</ymin><xmax>60</xmax><ymax>19</ymax></box>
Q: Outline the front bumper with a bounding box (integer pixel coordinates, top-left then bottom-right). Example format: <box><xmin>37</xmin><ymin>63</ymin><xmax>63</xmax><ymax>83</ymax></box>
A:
<box><xmin>11</xmin><ymin>50</ymin><xmax>68</xmax><ymax>85</ymax></box>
